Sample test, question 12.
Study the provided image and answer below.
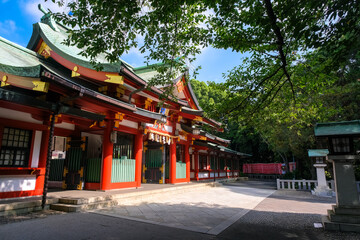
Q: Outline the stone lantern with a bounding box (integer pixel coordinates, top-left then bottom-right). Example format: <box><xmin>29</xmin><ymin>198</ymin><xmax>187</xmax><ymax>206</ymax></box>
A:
<box><xmin>308</xmin><ymin>149</ymin><xmax>333</xmax><ymax>197</ymax></box>
<box><xmin>314</xmin><ymin>120</ymin><xmax>360</xmax><ymax>232</ymax></box>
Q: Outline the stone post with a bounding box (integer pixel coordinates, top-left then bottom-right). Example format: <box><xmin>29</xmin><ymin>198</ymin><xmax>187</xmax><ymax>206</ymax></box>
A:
<box><xmin>328</xmin><ymin>155</ymin><xmax>359</xmax><ymax>207</ymax></box>
<box><xmin>312</xmin><ymin>160</ymin><xmax>333</xmax><ymax>197</ymax></box>
<box><xmin>322</xmin><ymin>155</ymin><xmax>360</xmax><ymax>232</ymax></box>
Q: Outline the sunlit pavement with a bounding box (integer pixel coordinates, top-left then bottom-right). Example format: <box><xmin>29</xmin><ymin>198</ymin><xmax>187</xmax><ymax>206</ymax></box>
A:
<box><xmin>2</xmin><ymin>181</ymin><xmax>360</xmax><ymax>240</ymax></box>
<box><xmin>91</xmin><ymin>185</ymin><xmax>275</xmax><ymax>235</ymax></box>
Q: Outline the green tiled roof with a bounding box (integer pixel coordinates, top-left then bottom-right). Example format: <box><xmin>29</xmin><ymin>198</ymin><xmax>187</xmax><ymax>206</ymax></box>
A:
<box><xmin>134</xmin><ymin>62</ymin><xmax>182</xmax><ymax>84</ymax></box>
<box><xmin>135</xmin><ymin>68</ymin><xmax>160</xmax><ymax>82</ymax></box>
<box><xmin>314</xmin><ymin>120</ymin><xmax>360</xmax><ymax>136</ymax></box>
<box><xmin>308</xmin><ymin>149</ymin><xmax>329</xmax><ymax>157</ymax></box>
<box><xmin>27</xmin><ymin>20</ymin><xmax>133</xmax><ymax>73</ymax></box>
<box><xmin>0</xmin><ymin>36</ymin><xmax>41</xmax><ymax>77</ymax></box>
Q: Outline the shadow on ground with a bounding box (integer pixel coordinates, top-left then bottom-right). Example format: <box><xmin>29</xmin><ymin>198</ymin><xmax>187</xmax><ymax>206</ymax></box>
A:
<box><xmin>1</xmin><ymin>182</ymin><xmax>359</xmax><ymax>240</ymax></box>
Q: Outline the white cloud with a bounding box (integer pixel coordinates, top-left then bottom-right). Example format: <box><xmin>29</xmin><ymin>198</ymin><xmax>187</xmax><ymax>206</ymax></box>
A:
<box><xmin>22</xmin><ymin>0</ymin><xmax>68</xmax><ymax>22</ymax></box>
<box><xmin>0</xmin><ymin>20</ymin><xmax>17</xmax><ymax>35</ymax></box>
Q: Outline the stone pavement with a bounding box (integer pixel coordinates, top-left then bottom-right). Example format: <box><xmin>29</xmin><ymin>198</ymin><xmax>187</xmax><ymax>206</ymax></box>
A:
<box><xmin>91</xmin><ymin>185</ymin><xmax>276</xmax><ymax>235</ymax></box>
<box><xmin>1</xmin><ymin>181</ymin><xmax>360</xmax><ymax>239</ymax></box>
<box><xmin>219</xmin><ymin>187</ymin><xmax>360</xmax><ymax>240</ymax></box>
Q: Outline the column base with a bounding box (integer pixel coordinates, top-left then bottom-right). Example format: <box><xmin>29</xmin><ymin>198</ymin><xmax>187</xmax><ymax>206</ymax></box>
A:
<box><xmin>311</xmin><ymin>186</ymin><xmax>335</xmax><ymax>197</ymax></box>
<box><xmin>322</xmin><ymin>205</ymin><xmax>360</xmax><ymax>232</ymax></box>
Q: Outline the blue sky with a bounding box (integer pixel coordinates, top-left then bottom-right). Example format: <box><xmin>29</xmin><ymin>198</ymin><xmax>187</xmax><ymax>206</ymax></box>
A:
<box><xmin>0</xmin><ymin>0</ymin><xmax>246</xmax><ymax>83</ymax></box>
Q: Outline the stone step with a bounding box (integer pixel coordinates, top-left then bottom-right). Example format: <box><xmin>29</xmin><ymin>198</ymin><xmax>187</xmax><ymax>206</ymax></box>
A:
<box><xmin>50</xmin><ymin>200</ymin><xmax>119</xmax><ymax>212</ymax></box>
<box><xmin>332</xmin><ymin>205</ymin><xmax>360</xmax><ymax>216</ymax></box>
<box><xmin>79</xmin><ymin>182</ymin><xmax>217</xmax><ymax>204</ymax></box>
<box><xmin>51</xmin><ymin>182</ymin><xmax>220</xmax><ymax>213</ymax></box>
<box><xmin>0</xmin><ymin>198</ymin><xmax>58</xmax><ymax>217</ymax></box>
<box><xmin>322</xmin><ymin>215</ymin><xmax>360</xmax><ymax>232</ymax></box>
<box><xmin>328</xmin><ymin>210</ymin><xmax>360</xmax><ymax>224</ymax></box>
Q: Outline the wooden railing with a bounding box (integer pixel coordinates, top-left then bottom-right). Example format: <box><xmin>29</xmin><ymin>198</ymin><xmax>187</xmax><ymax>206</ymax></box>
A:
<box><xmin>192</xmin><ymin>170</ymin><xmax>240</xmax><ymax>179</ymax></box>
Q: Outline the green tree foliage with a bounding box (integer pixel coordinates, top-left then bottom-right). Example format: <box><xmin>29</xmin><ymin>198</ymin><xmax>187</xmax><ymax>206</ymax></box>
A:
<box><xmin>48</xmin><ymin>0</ymin><xmax>360</xmax><ymax>176</ymax></box>
<box><xmin>191</xmin><ymin>50</ymin><xmax>360</xmax><ymax>177</ymax></box>
<box><xmin>49</xmin><ymin>0</ymin><xmax>360</xmax><ymax>101</ymax></box>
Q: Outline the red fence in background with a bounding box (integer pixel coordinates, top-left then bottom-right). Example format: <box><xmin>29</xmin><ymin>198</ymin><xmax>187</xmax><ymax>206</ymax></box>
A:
<box><xmin>243</xmin><ymin>163</ymin><xmax>296</xmax><ymax>175</ymax></box>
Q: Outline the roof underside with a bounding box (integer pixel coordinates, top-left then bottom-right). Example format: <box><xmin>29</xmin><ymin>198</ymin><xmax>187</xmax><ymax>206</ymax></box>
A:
<box><xmin>203</xmin><ymin>141</ymin><xmax>252</xmax><ymax>157</ymax></box>
<box><xmin>41</xmin><ymin>61</ymin><xmax>165</xmax><ymax>121</ymax></box>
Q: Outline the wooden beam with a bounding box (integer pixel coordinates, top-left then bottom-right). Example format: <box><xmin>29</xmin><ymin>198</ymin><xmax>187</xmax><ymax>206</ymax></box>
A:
<box><xmin>0</xmin><ymin>72</ymin><xmax>49</xmax><ymax>92</ymax></box>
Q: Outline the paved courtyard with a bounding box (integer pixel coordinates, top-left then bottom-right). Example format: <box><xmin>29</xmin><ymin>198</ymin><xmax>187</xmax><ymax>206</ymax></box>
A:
<box><xmin>2</xmin><ymin>181</ymin><xmax>360</xmax><ymax>239</ymax></box>
<box><xmin>90</xmin><ymin>184</ymin><xmax>297</xmax><ymax>235</ymax></box>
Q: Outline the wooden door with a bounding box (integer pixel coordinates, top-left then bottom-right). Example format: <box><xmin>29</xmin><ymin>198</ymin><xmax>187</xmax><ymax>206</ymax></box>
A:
<box><xmin>62</xmin><ymin>136</ymin><xmax>87</xmax><ymax>190</ymax></box>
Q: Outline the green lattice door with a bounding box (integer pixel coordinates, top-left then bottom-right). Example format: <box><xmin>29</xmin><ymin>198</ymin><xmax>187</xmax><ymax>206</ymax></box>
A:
<box><xmin>63</xmin><ymin>136</ymin><xmax>87</xmax><ymax>190</ymax></box>
<box><xmin>145</xmin><ymin>149</ymin><xmax>162</xmax><ymax>183</ymax></box>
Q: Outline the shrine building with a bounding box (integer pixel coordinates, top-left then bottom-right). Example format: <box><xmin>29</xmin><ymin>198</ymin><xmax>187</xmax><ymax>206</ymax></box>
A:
<box><xmin>0</xmin><ymin>7</ymin><xmax>250</xmax><ymax>199</ymax></box>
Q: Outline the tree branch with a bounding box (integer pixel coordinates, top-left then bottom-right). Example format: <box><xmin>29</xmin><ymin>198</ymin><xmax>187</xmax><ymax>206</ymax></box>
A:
<box><xmin>263</xmin><ymin>0</ymin><xmax>296</xmax><ymax>103</ymax></box>
<box><xmin>226</xmin><ymin>65</ymin><xmax>282</xmax><ymax>114</ymax></box>
<box><xmin>246</xmin><ymin>73</ymin><xmax>286</xmax><ymax>118</ymax></box>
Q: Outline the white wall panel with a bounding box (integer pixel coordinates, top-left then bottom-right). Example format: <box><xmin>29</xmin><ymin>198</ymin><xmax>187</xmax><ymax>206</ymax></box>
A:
<box><xmin>0</xmin><ymin>175</ymin><xmax>36</xmax><ymax>192</ymax></box>
<box><xmin>31</xmin><ymin>131</ymin><xmax>42</xmax><ymax>168</ymax></box>
<box><xmin>199</xmin><ymin>172</ymin><xmax>209</xmax><ymax>178</ymax></box>
<box><xmin>0</xmin><ymin>107</ymin><xmax>42</xmax><ymax>124</ymax></box>
<box><xmin>119</xmin><ymin>119</ymin><xmax>138</xmax><ymax>129</ymax></box>
<box><xmin>55</xmin><ymin>122</ymin><xmax>75</xmax><ymax>130</ymax></box>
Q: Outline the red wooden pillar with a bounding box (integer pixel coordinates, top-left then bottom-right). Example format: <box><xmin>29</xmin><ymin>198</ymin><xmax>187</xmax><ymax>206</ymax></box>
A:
<box><xmin>101</xmin><ymin>119</ymin><xmax>113</xmax><ymax>190</ymax></box>
<box><xmin>217</xmin><ymin>152</ymin><xmax>220</xmax><ymax>178</ymax></box>
<box><xmin>134</xmin><ymin>133</ymin><xmax>143</xmax><ymax>187</ymax></box>
<box><xmin>169</xmin><ymin>139</ymin><xmax>177</xmax><ymax>183</ymax></box>
<box><xmin>185</xmin><ymin>142</ymin><xmax>190</xmax><ymax>182</ymax></box>
<box><xmin>232</xmin><ymin>159</ymin><xmax>235</xmax><ymax>177</ymax></box>
<box><xmin>194</xmin><ymin>151</ymin><xmax>199</xmax><ymax>181</ymax></box>
<box><xmin>35</xmin><ymin>123</ymin><xmax>50</xmax><ymax>195</ymax></box>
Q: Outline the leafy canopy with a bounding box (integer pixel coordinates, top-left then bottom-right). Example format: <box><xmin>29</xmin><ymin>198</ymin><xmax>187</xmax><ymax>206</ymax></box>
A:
<box><xmin>48</xmin><ymin>0</ymin><xmax>359</xmax><ymax>105</ymax></box>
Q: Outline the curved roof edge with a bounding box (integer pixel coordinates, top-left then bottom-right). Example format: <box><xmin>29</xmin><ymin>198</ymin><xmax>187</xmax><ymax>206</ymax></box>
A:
<box><xmin>0</xmin><ymin>36</ymin><xmax>41</xmax><ymax>78</ymax></box>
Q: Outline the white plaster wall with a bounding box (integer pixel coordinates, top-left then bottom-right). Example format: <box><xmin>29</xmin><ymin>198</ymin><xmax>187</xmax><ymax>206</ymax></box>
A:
<box><xmin>164</xmin><ymin>125</ymin><xmax>172</xmax><ymax>133</ymax></box>
<box><xmin>220</xmin><ymin>172</ymin><xmax>226</xmax><ymax>177</ymax></box>
<box><xmin>199</xmin><ymin>150</ymin><xmax>207</xmax><ymax>154</ymax></box>
<box><xmin>199</xmin><ymin>172</ymin><xmax>209</xmax><ymax>179</ymax></box>
<box><xmin>30</xmin><ymin>131</ymin><xmax>42</xmax><ymax>168</ymax></box>
<box><xmin>179</xmin><ymin>135</ymin><xmax>186</xmax><ymax>141</ymax></box>
<box><xmin>0</xmin><ymin>175</ymin><xmax>36</xmax><ymax>192</ymax></box>
<box><xmin>118</xmin><ymin>119</ymin><xmax>138</xmax><ymax>129</ymax></box>
<box><xmin>190</xmin><ymin>172</ymin><xmax>195</xmax><ymax>178</ymax></box>
<box><xmin>55</xmin><ymin>122</ymin><xmax>75</xmax><ymax>130</ymax></box>
<box><xmin>81</xmin><ymin>132</ymin><xmax>102</xmax><ymax>159</ymax></box>
<box><xmin>0</xmin><ymin>107</ymin><xmax>42</xmax><ymax>124</ymax></box>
